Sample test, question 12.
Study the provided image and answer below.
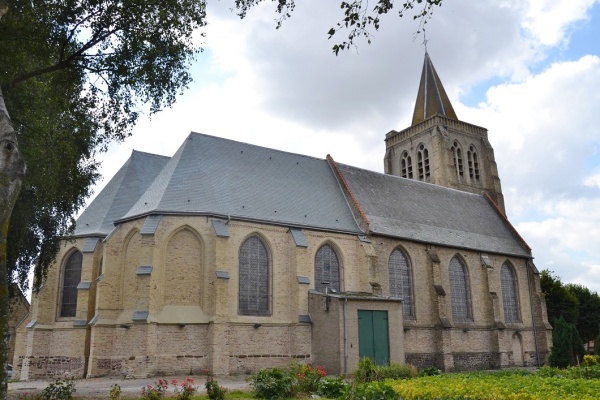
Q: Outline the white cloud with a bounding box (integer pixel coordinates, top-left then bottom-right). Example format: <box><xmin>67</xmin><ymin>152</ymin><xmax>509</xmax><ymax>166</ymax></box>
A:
<box><xmin>522</xmin><ymin>0</ymin><xmax>599</xmax><ymax>46</ymax></box>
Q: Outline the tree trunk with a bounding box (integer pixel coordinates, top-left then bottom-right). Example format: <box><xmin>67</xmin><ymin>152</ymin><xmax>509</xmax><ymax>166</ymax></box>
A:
<box><xmin>0</xmin><ymin>85</ymin><xmax>26</xmax><ymax>399</ymax></box>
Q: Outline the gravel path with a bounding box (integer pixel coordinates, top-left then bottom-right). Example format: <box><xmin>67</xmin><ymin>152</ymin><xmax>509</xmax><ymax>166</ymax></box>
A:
<box><xmin>8</xmin><ymin>374</ymin><xmax>252</xmax><ymax>399</ymax></box>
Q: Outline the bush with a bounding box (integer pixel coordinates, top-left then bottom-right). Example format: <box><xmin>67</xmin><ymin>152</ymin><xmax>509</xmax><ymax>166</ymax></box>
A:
<box><xmin>418</xmin><ymin>367</ymin><xmax>441</xmax><ymax>377</ymax></box>
<box><xmin>317</xmin><ymin>376</ymin><xmax>347</xmax><ymax>398</ymax></box>
<box><xmin>550</xmin><ymin>316</ymin><xmax>585</xmax><ymax>368</ymax></box>
<box><xmin>250</xmin><ymin>367</ymin><xmax>293</xmax><ymax>399</ymax></box>
<box><xmin>583</xmin><ymin>354</ymin><xmax>600</xmax><ymax>366</ymax></box>
<box><xmin>141</xmin><ymin>379</ymin><xmax>169</xmax><ymax>400</ymax></box>
<box><xmin>353</xmin><ymin>357</ymin><xmax>417</xmax><ymax>383</ymax></box>
<box><xmin>290</xmin><ymin>363</ymin><xmax>326</xmax><ymax>394</ymax></box>
<box><xmin>109</xmin><ymin>383</ymin><xmax>121</xmax><ymax>400</ymax></box>
<box><xmin>41</xmin><ymin>377</ymin><xmax>77</xmax><ymax>400</ymax></box>
<box><xmin>205</xmin><ymin>374</ymin><xmax>227</xmax><ymax>400</ymax></box>
<box><xmin>342</xmin><ymin>381</ymin><xmax>397</xmax><ymax>400</ymax></box>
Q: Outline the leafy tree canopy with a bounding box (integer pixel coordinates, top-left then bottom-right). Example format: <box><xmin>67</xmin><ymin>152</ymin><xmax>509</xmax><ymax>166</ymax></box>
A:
<box><xmin>1</xmin><ymin>0</ymin><xmax>207</xmax><ymax>291</ymax></box>
<box><xmin>564</xmin><ymin>283</ymin><xmax>600</xmax><ymax>344</ymax></box>
<box><xmin>540</xmin><ymin>270</ymin><xmax>579</xmax><ymax>326</ymax></box>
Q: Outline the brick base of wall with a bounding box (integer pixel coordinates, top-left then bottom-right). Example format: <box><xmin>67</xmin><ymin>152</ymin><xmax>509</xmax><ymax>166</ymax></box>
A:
<box><xmin>18</xmin><ymin>356</ymin><xmax>85</xmax><ymax>379</ymax></box>
<box><xmin>405</xmin><ymin>353</ymin><xmax>437</xmax><ymax>369</ymax></box>
<box><xmin>453</xmin><ymin>352</ymin><xmax>500</xmax><ymax>371</ymax></box>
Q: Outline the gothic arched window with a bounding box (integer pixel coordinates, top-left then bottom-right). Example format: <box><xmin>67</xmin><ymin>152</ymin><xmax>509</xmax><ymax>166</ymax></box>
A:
<box><xmin>389</xmin><ymin>248</ymin><xmax>414</xmax><ymax>319</ymax></box>
<box><xmin>501</xmin><ymin>262</ymin><xmax>521</xmax><ymax>323</ymax></box>
<box><xmin>315</xmin><ymin>244</ymin><xmax>341</xmax><ymax>293</ymax></box>
<box><xmin>60</xmin><ymin>250</ymin><xmax>83</xmax><ymax>318</ymax></box>
<box><xmin>451</xmin><ymin>141</ymin><xmax>464</xmax><ymax>181</ymax></box>
<box><xmin>449</xmin><ymin>256</ymin><xmax>472</xmax><ymax>322</ymax></box>
<box><xmin>467</xmin><ymin>145</ymin><xmax>480</xmax><ymax>184</ymax></box>
<box><xmin>401</xmin><ymin>151</ymin><xmax>413</xmax><ymax>179</ymax></box>
<box><xmin>417</xmin><ymin>144</ymin><xmax>430</xmax><ymax>181</ymax></box>
<box><xmin>239</xmin><ymin>236</ymin><xmax>270</xmax><ymax>315</ymax></box>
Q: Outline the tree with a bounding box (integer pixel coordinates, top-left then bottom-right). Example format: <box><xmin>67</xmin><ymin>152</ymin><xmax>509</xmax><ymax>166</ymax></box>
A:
<box><xmin>549</xmin><ymin>316</ymin><xmax>584</xmax><ymax>368</ymax></box>
<box><xmin>0</xmin><ymin>0</ymin><xmax>442</xmax><ymax>395</ymax></box>
<box><xmin>540</xmin><ymin>270</ymin><xmax>579</xmax><ymax>326</ymax></box>
<box><xmin>565</xmin><ymin>284</ymin><xmax>600</xmax><ymax>345</ymax></box>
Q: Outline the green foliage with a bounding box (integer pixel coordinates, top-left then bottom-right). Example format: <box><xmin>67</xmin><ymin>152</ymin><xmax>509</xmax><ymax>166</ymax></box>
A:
<box><xmin>342</xmin><ymin>381</ymin><xmax>397</xmax><ymax>400</ymax></box>
<box><xmin>537</xmin><ymin>364</ymin><xmax>600</xmax><ymax>380</ymax></box>
<box><xmin>289</xmin><ymin>363</ymin><xmax>326</xmax><ymax>394</ymax></box>
<box><xmin>390</xmin><ymin>369</ymin><xmax>600</xmax><ymax>399</ymax></box>
<box><xmin>353</xmin><ymin>357</ymin><xmax>417</xmax><ymax>383</ymax></box>
<box><xmin>582</xmin><ymin>354</ymin><xmax>599</xmax><ymax>367</ymax></box>
<box><xmin>41</xmin><ymin>377</ymin><xmax>76</xmax><ymax>400</ymax></box>
<box><xmin>317</xmin><ymin>376</ymin><xmax>348</xmax><ymax>398</ymax></box>
<box><xmin>596</xmin><ymin>326</ymin><xmax>600</xmax><ymax>356</ymax></box>
<box><xmin>250</xmin><ymin>367</ymin><xmax>294</xmax><ymax>399</ymax></box>
<box><xmin>541</xmin><ymin>270</ymin><xmax>579</xmax><ymax>326</ymax></box>
<box><xmin>205</xmin><ymin>374</ymin><xmax>226</xmax><ymax>400</ymax></box>
<box><xmin>550</xmin><ymin>316</ymin><xmax>585</xmax><ymax>368</ymax></box>
<box><xmin>109</xmin><ymin>383</ymin><xmax>121</xmax><ymax>400</ymax></box>
<box><xmin>565</xmin><ymin>283</ymin><xmax>600</xmax><ymax>344</ymax></box>
<box><xmin>0</xmin><ymin>0</ymin><xmax>207</xmax><ymax>293</ymax></box>
<box><xmin>141</xmin><ymin>379</ymin><xmax>169</xmax><ymax>400</ymax></box>
<box><xmin>418</xmin><ymin>366</ymin><xmax>441</xmax><ymax>377</ymax></box>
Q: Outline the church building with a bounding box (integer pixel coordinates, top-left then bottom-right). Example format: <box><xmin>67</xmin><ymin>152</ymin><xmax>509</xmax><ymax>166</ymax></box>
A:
<box><xmin>13</xmin><ymin>53</ymin><xmax>552</xmax><ymax>379</ymax></box>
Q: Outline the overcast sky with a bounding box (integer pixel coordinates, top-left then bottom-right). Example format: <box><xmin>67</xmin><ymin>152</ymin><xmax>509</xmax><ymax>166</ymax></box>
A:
<box><xmin>93</xmin><ymin>0</ymin><xmax>600</xmax><ymax>292</ymax></box>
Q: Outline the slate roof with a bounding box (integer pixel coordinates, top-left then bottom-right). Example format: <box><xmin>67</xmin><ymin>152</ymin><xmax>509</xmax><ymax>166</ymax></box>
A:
<box><xmin>336</xmin><ymin>162</ymin><xmax>531</xmax><ymax>257</ymax></box>
<box><xmin>75</xmin><ymin>132</ymin><xmax>530</xmax><ymax>258</ymax></box>
<box><xmin>412</xmin><ymin>52</ymin><xmax>458</xmax><ymax>126</ymax></box>
<box><xmin>74</xmin><ymin>150</ymin><xmax>170</xmax><ymax>236</ymax></box>
<box><xmin>117</xmin><ymin>133</ymin><xmax>362</xmax><ymax>234</ymax></box>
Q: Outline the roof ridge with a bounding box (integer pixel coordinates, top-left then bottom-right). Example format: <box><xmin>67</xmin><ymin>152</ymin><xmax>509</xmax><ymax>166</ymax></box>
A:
<box><xmin>326</xmin><ymin>155</ymin><xmax>370</xmax><ymax>231</ymax></box>
<box><xmin>188</xmin><ymin>131</ymin><xmax>327</xmax><ymax>162</ymax></box>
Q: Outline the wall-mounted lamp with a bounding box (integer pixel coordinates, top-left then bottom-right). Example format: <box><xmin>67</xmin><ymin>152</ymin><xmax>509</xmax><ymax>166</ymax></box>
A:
<box><xmin>253</xmin><ymin>323</ymin><xmax>262</xmax><ymax>329</ymax></box>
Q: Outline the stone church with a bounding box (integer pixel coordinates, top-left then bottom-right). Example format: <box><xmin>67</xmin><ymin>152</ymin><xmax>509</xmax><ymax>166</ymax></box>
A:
<box><xmin>13</xmin><ymin>53</ymin><xmax>552</xmax><ymax>379</ymax></box>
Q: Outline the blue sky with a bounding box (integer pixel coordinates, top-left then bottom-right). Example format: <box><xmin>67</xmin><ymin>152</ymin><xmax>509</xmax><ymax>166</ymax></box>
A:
<box><xmin>94</xmin><ymin>0</ymin><xmax>600</xmax><ymax>292</ymax></box>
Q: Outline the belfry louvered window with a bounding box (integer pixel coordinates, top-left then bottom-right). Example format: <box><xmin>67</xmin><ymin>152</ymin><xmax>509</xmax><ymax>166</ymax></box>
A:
<box><xmin>389</xmin><ymin>248</ymin><xmax>414</xmax><ymax>319</ymax></box>
<box><xmin>417</xmin><ymin>144</ymin><xmax>430</xmax><ymax>181</ymax></box>
<box><xmin>467</xmin><ymin>145</ymin><xmax>480</xmax><ymax>184</ymax></box>
<box><xmin>60</xmin><ymin>250</ymin><xmax>83</xmax><ymax>318</ymax></box>
<box><xmin>501</xmin><ymin>262</ymin><xmax>521</xmax><ymax>323</ymax></box>
<box><xmin>449</xmin><ymin>256</ymin><xmax>472</xmax><ymax>322</ymax></box>
<box><xmin>314</xmin><ymin>244</ymin><xmax>341</xmax><ymax>293</ymax></box>
<box><xmin>451</xmin><ymin>141</ymin><xmax>464</xmax><ymax>181</ymax></box>
<box><xmin>239</xmin><ymin>236</ymin><xmax>270</xmax><ymax>316</ymax></box>
<box><xmin>401</xmin><ymin>152</ymin><xmax>413</xmax><ymax>179</ymax></box>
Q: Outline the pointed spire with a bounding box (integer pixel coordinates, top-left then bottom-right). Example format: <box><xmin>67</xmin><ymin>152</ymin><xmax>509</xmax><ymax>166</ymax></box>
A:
<box><xmin>411</xmin><ymin>52</ymin><xmax>458</xmax><ymax>126</ymax></box>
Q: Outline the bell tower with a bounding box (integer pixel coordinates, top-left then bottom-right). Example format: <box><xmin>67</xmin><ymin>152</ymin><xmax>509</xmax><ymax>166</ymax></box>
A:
<box><xmin>384</xmin><ymin>52</ymin><xmax>505</xmax><ymax>214</ymax></box>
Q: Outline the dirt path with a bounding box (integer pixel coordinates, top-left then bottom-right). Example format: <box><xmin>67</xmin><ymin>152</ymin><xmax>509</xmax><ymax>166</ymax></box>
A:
<box><xmin>8</xmin><ymin>374</ymin><xmax>252</xmax><ymax>399</ymax></box>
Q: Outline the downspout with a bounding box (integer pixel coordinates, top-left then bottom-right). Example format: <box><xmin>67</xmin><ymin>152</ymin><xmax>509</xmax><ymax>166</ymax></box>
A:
<box><xmin>526</xmin><ymin>259</ymin><xmax>541</xmax><ymax>367</ymax></box>
<box><xmin>343</xmin><ymin>296</ymin><xmax>348</xmax><ymax>374</ymax></box>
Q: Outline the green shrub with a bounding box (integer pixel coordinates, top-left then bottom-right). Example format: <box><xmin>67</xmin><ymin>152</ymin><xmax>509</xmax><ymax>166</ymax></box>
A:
<box><xmin>353</xmin><ymin>357</ymin><xmax>417</xmax><ymax>383</ymax></box>
<box><xmin>141</xmin><ymin>379</ymin><xmax>169</xmax><ymax>400</ymax></box>
<box><xmin>342</xmin><ymin>381</ymin><xmax>397</xmax><ymax>400</ymax></box>
<box><xmin>109</xmin><ymin>383</ymin><xmax>121</xmax><ymax>400</ymax></box>
<box><xmin>290</xmin><ymin>363</ymin><xmax>326</xmax><ymax>394</ymax></box>
<box><xmin>41</xmin><ymin>377</ymin><xmax>77</xmax><ymax>400</ymax></box>
<box><xmin>418</xmin><ymin>367</ymin><xmax>441</xmax><ymax>377</ymax></box>
<box><xmin>550</xmin><ymin>316</ymin><xmax>585</xmax><ymax>368</ymax></box>
<box><xmin>250</xmin><ymin>367</ymin><xmax>293</xmax><ymax>399</ymax></box>
<box><xmin>205</xmin><ymin>374</ymin><xmax>227</xmax><ymax>400</ymax></box>
<box><xmin>582</xmin><ymin>354</ymin><xmax>600</xmax><ymax>366</ymax></box>
<box><xmin>317</xmin><ymin>376</ymin><xmax>347</xmax><ymax>398</ymax></box>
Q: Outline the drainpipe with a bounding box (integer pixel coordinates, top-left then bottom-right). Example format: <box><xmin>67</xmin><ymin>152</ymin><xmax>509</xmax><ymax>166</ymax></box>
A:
<box><xmin>343</xmin><ymin>296</ymin><xmax>348</xmax><ymax>374</ymax></box>
<box><xmin>526</xmin><ymin>259</ymin><xmax>541</xmax><ymax>367</ymax></box>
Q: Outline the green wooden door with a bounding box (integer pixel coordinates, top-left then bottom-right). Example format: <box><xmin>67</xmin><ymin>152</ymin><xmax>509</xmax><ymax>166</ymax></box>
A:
<box><xmin>358</xmin><ymin>310</ymin><xmax>390</xmax><ymax>365</ymax></box>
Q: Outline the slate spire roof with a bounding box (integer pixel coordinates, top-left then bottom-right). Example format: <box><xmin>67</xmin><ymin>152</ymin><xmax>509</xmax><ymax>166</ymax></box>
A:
<box><xmin>411</xmin><ymin>52</ymin><xmax>458</xmax><ymax>125</ymax></box>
